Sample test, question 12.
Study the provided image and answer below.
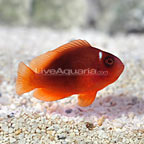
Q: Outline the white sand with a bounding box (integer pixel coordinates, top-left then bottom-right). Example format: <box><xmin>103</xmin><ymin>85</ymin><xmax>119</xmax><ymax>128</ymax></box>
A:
<box><xmin>0</xmin><ymin>27</ymin><xmax>144</xmax><ymax>143</ymax></box>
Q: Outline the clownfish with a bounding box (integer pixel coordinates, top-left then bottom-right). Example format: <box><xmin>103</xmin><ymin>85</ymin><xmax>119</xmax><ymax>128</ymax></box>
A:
<box><xmin>16</xmin><ymin>40</ymin><xmax>124</xmax><ymax>107</ymax></box>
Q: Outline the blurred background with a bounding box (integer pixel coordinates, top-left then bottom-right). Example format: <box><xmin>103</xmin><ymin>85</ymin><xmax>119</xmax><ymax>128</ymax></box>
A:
<box><xmin>0</xmin><ymin>0</ymin><xmax>144</xmax><ymax>34</ymax></box>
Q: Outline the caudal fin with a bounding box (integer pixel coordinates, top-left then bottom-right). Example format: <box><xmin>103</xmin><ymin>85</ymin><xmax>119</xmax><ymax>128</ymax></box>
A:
<box><xmin>16</xmin><ymin>62</ymin><xmax>36</xmax><ymax>95</ymax></box>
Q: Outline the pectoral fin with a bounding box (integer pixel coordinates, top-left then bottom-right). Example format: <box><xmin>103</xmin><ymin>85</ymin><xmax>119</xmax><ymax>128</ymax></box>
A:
<box><xmin>78</xmin><ymin>91</ymin><xmax>97</xmax><ymax>107</ymax></box>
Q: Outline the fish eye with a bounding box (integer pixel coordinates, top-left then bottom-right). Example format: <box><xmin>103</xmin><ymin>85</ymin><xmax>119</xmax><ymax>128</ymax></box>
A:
<box><xmin>104</xmin><ymin>56</ymin><xmax>114</xmax><ymax>66</ymax></box>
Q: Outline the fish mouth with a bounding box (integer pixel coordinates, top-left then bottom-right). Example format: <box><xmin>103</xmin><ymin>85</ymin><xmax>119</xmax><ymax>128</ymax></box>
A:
<box><xmin>113</xmin><ymin>58</ymin><xmax>124</xmax><ymax>82</ymax></box>
<box><xmin>116</xmin><ymin>56</ymin><xmax>125</xmax><ymax>73</ymax></box>
<box><xmin>120</xmin><ymin>62</ymin><xmax>125</xmax><ymax>74</ymax></box>
<box><xmin>121</xmin><ymin>58</ymin><xmax>125</xmax><ymax>70</ymax></box>
<box><xmin>116</xmin><ymin>60</ymin><xmax>125</xmax><ymax>80</ymax></box>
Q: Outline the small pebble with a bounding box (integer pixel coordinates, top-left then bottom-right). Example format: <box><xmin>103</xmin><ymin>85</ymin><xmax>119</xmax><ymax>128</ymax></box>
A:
<box><xmin>1</xmin><ymin>124</ymin><xmax>8</xmax><ymax>132</ymax></box>
<box><xmin>86</xmin><ymin>122</ymin><xmax>95</xmax><ymax>130</ymax></box>
<box><xmin>110</xmin><ymin>101</ymin><xmax>116</xmax><ymax>106</ymax></box>
<box><xmin>7</xmin><ymin>112</ymin><xmax>15</xmax><ymax>118</ymax></box>
<box><xmin>98</xmin><ymin>116</ymin><xmax>105</xmax><ymax>126</ymax></box>
<box><xmin>15</xmin><ymin>129</ymin><xmax>22</xmax><ymax>135</ymax></box>
<box><xmin>36</xmin><ymin>128</ymin><xmax>41</xmax><ymax>133</ymax></box>
<box><xmin>10</xmin><ymin>137</ymin><xmax>16</xmax><ymax>143</ymax></box>
<box><xmin>9</xmin><ymin>128</ymin><xmax>14</xmax><ymax>133</ymax></box>
<box><xmin>113</xmin><ymin>122</ymin><xmax>124</xmax><ymax>129</ymax></box>
<box><xmin>57</xmin><ymin>134</ymin><xmax>66</xmax><ymax>140</ymax></box>
<box><xmin>65</xmin><ymin>109</ymin><xmax>73</xmax><ymax>114</ymax></box>
<box><xmin>70</xmin><ymin>132</ymin><xmax>75</xmax><ymax>137</ymax></box>
<box><xmin>128</xmin><ymin>112</ymin><xmax>135</xmax><ymax>119</ymax></box>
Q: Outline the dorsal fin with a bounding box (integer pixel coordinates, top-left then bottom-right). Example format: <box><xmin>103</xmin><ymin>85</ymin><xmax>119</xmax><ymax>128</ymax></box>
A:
<box><xmin>29</xmin><ymin>40</ymin><xmax>91</xmax><ymax>73</ymax></box>
<box><xmin>29</xmin><ymin>51</ymin><xmax>55</xmax><ymax>73</ymax></box>
<box><xmin>54</xmin><ymin>39</ymin><xmax>91</xmax><ymax>53</ymax></box>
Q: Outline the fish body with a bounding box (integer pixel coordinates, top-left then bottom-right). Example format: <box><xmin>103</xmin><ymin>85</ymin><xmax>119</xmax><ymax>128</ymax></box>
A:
<box><xmin>16</xmin><ymin>40</ymin><xmax>124</xmax><ymax>107</ymax></box>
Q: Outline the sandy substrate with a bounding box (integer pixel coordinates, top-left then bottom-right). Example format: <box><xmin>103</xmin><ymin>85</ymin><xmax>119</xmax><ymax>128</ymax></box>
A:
<box><xmin>0</xmin><ymin>27</ymin><xmax>144</xmax><ymax>144</ymax></box>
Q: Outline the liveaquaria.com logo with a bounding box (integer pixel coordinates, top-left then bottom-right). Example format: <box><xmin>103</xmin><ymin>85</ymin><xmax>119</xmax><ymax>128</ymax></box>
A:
<box><xmin>36</xmin><ymin>68</ymin><xmax>108</xmax><ymax>76</ymax></box>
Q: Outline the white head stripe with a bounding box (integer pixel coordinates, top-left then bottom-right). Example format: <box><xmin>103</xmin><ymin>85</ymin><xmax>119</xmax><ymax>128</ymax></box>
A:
<box><xmin>99</xmin><ymin>52</ymin><xmax>103</xmax><ymax>60</ymax></box>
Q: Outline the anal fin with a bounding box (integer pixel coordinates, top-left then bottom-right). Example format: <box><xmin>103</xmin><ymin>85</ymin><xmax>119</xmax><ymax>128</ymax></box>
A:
<box><xmin>33</xmin><ymin>88</ymin><xmax>70</xmax><ymax>101</ymax></box>
<box><xmin>78</xmin><ymin>91</ymin><xmax>97</xmax><ymax>107</ymax></box>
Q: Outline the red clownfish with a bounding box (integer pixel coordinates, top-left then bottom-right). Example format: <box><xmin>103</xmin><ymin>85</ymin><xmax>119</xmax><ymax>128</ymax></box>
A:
<box><xmin>16</xmin><ymin>40</ymin><xmax>124</xmax><ymax>107</ymax></box>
